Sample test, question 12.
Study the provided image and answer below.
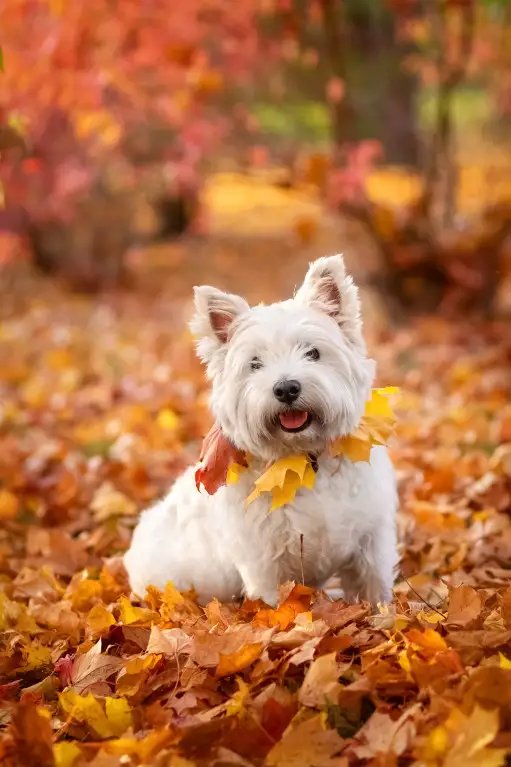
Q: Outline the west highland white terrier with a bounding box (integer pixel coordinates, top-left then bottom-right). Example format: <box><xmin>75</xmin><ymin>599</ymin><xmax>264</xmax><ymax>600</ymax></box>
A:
<box><xmin>124</xmin><ymin>255</ymin><xmax>398</xmax><ymax>607</ymax></box>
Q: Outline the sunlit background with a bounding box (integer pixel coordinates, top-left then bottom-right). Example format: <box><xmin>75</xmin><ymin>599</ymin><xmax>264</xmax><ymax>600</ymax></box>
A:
<box><xmin>0</xmin><ymin>0</ymin><xmax>510</xmax><ymax>317</ymax></box>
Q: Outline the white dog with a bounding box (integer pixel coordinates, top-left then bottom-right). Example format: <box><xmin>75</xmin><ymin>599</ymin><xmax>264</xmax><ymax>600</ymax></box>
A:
<box><xmin>124</xmin><ymin>255</ymin><xmax>398</xmax><ymax>607</ymax></box>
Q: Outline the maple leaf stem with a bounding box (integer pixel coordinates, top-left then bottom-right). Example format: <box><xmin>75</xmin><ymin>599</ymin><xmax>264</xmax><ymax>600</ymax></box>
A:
<box><xmin>300</xmin><ymin>533</ymin><xmax>305</xmax><ymax>586</ymax></box>
<box><xmin>404</xmin><ymin>578</ymin><xmax>445</xmax><ymax>619</ymax></box>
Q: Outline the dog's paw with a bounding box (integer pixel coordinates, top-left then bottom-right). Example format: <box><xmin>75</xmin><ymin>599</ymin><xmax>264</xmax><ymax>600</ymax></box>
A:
<box><xmin>324</xmin><ymin>587</ymin><xmax>346</xmax><ymax>602</ymax></box>
<box><xmin>245</xmin><ymin>587</ymin><xmax>279</xmax><ymax>608</ymax></box>
<box><xmin>262</xmin><ymin>592</ymin><xmax>279</xmax><ymax>609</ymax></box>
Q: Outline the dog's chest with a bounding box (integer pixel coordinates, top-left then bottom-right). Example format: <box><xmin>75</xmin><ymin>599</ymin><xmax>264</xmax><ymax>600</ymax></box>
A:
<box><xmin>271</xmin><ymin>504</ymin><xmax>335</xmax><ymax>584</ymax></box>
<box><xmin>222</xmin><ymin>460</ymin><xmax>355</xmax><ymax>582</ymax></box>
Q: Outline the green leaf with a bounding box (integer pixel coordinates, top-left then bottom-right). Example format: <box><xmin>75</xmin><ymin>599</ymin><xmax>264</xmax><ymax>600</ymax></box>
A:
<box><xmin>479</xmin><ymin>0</ymin><xmax>509</xmax><ymax>10</ymax></box>
<box><xmin>0</xmin><ymin>47</ymin><xmax>4</xmax><ymax>72</ymax></box>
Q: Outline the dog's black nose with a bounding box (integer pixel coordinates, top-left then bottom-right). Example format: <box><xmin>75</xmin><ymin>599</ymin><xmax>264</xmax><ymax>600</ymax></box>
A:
<box><xmin>273</xmin><ymin>379</ymin><xmax>301</xmax><ymax>404</ymax></box>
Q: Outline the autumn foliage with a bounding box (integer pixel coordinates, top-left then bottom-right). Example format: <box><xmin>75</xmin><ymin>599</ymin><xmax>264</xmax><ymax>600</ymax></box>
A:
<box><xmin>0</xmin><ymin>0</ymin><xmax>266</xmax><ymax>286</ymax></box>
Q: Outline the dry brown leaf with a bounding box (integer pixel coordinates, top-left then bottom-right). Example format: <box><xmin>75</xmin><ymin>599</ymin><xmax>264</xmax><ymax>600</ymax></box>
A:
<box><xmin>146</xmin><ymin>625</ymin><xmax>193</xmax><ymax>656</ymax></box>
<box><xmin>298</xmin><ymin>653</ymin><xmax>342</xmax><ymax>708</ymax></box>
<box><xmin>447</xmin><ymin>585</ymin><xmax>483</xmax><ymax>626</ymax></box>
<box><xmin>216</xmin><ymin>642</ymin><xmax>264</xmax><ymax>677</ymax></box>
<box><xmin>67</xmin><ymin>639</ymin><xmax>123</xmax><ymax>693</ymax></box>
<box><xmin>10</xmin><ymin>701</ymin><xmax>54</xmax><ymax>767</ymax></box>
<box><xmin>266</xmin><ymin>713</ymin><xmax>345</xmax><ymax>767</ymax></box>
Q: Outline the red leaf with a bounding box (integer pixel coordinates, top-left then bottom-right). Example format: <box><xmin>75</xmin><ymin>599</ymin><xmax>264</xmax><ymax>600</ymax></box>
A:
<box><xmin>195</xmin><ymin>423</ymin><xmax>247</xmax><ymax>495</ymax></box>
<box><xmin>54</xmin><ymin>654</ymin><xmax>74</xmax><ymax>686</ymax></box>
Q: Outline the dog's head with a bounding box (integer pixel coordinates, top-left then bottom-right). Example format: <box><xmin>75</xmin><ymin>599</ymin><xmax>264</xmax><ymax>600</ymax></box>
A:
<box><xmin>191</xmin><ymin>255</ymin><xmax>375</xmax><ymax>461</ymax></box>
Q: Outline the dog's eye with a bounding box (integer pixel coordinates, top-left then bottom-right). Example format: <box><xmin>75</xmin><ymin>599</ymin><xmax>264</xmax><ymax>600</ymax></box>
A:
<box><xmin>305</xmin><ymin>348</ymin><xmax>320</xmax><ymax>361</ymax></box>
<box><xmin>250</xmin><ymin>357</ymin><xmax>263</xmax><ymax>371</ymax></box>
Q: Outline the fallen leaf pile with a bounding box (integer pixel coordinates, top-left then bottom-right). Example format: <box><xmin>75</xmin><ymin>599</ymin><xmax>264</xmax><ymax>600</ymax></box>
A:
<box><xmin>1</xmin><ymin>288</ymin><xmax>511</xmax><ymax>766</ymax></box>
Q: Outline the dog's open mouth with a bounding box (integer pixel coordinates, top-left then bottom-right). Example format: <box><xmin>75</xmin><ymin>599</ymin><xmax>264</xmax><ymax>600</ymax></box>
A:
<box><xmin>278</xmin><ymin>410</ymin><xmax>313</xmax><ymax>433</ymax></box>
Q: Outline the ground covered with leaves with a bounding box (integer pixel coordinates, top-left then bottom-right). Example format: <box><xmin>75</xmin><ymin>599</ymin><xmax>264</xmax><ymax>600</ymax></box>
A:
<box><xmin>1</xmin><ymin>283</ymin><xmax>511</xmax><ymax>767</ymax></box>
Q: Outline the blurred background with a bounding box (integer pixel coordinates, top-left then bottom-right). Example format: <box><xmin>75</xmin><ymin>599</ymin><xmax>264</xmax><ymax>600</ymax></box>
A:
<box><xmin>0</xmin><ymin>0</ymin><xmax>510</xmax><ymax>322</ymax></box>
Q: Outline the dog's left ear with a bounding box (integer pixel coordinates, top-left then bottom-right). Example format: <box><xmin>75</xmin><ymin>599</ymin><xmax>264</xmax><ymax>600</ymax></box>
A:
<box><xmin>295</xmin><ymin>254</ymin><xmax>364</xmax><ymax>347</ymax></box>
<box><xmin>190</xmin><ymin>285</ymin><xmax>250</xmax><ymax>363</ymax></box>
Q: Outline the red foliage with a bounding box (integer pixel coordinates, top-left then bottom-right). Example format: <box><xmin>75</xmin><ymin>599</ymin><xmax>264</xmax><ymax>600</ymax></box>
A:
<box><xmin>0</xmin><ymin>0</ymin><xmax>266</xmax><ymax>229</ymax></box>
<box><xmin>195</xmin><ymin>423</ymin><xmax>248</xmax><ymax>495</ymax></box>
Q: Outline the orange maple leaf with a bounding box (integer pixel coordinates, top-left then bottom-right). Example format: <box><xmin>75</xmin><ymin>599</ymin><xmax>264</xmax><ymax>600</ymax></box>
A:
<box><xmin>195</xmin><ymin>423</ymin><xmax>248</xmax><ymax>495</ymax></box>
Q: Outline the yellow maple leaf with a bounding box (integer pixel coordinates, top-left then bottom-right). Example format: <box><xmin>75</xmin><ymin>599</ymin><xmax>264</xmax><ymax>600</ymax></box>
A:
<box><xmin>117</xmin><ymin>655</ymin><xmax>162</xmax><ymax>698</ymax></box>
<box><xmin>161</xmin><ymin>581</ymin><xmax>185</xmax><ymax>619</ymax></box>
<box><xmin>103</xmin><ymin>729</ymin><xmax>174</xmax><ymax>760</ymax></box>
<box><xmin>71</xmin><ymin>579</ymin><xmax>103</xmax><ymax>612</ymax></box>
<box><xmin>53</xmin><ymin>742</ymin><xmax>82</xmax><ymax>767</ymax></box>
<box><xmin>330</xmin><ymin>387</ymin><xmax>399</xmax><ymax>463</ymax></box>
<box><xmin>118</xmin><ymin>596</ymin><xmax>159</xmax><ymax>625</ymax></box>
<box><xmin>246</xmin><ymin>454</ymin><xmax>316</xmax><ymax>511</ymax></box>
<box><xmin>422</xmin><ymin>706</ymin><xmax>507</xmax><ymax>767</ymax></box>
<box><xmin>225</xmin><ymin>677</ymin><xmax>250</xmax><ymax>717</ymax></box>
<box><xmin>104</xmin><ymin>697</ymin><xmax>132</xmax><ymax>737</ymax></box>
<box><xmin>216</xmin><ymin>642</ymin><xmax>264</xmax><ymax>677</ymax></box>
<box><xmin>124</xmin><ymin>655</ymin><xmax>161</xmax><ymax>676</ymax></box>
<box><xmin>59</xmin><ymin>691</ymin><xmax>112</xmax><ymax>739</ymax></box>
<box><xmin>87</xmin><ymin>604</ymin><xmax>116</xmax><ymax>634</ymax></box>
<box><xmin>91</xmin><ymin>482</ymin><xmax>137</xmax><ymax>521</ymax></box>
<box><xmin>398</xmin><ymin>649</ymin><xmax>412</xmax><ymax>675</ymax></box>
<box><xmin>20</xmin><ymin>642</ymin><xmax>53</xmax><ymax>671</ymax></box>
<box><xmin>226</xmin><ymin>461</ymin><xmax>248</xmax><ymax>484</ymax></box>
<box><xmin>330</xmin><ymin>431</ymin><xmax>372</xmax><ymax>462</ymax></box>
<box><xmin>364</xmin><ymin>387</ymin><xmax>398</xmax><ymax>418</ymax></box>
<box><xmin>224</xmin><ymin>387</ymin><xmax>399</xmax><ymax>507</ymax></box>
<box><xmin>59</xmin><ymin>691</ymin><xmax>132</xmax><ymax>739</ymax></box>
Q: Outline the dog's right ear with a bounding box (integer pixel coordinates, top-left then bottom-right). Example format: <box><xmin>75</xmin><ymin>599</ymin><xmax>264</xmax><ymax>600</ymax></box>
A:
<box><xmin>295</xmin><ymin>254</ymin><xmax>364</xmax><ymax>348</ymax></box>
<box><xmin>190</xmin><ymin>286</ymin><xmax>250</xmax><ymax>363</ymax></box>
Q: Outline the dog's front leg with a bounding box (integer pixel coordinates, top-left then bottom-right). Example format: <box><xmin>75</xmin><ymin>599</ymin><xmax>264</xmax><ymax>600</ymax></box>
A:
<box><xmin>235</xmin><ymin>559</ymin><xmax>280</xmax><ymax>608</ymax></box>
<box><xmin>340</xmin><ymin>527</ymin><xmax>397</xmax><ymax>609</ymax></box>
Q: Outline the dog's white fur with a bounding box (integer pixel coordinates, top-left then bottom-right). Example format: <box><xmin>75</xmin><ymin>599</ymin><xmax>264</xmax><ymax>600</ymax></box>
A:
<box><xmin>124</xmin><ymin>255</ymin><xmax>398</xmax><ymax>607</ymax></box>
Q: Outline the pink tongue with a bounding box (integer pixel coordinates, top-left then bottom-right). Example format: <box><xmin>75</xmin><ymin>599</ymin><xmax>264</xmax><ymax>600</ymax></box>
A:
<box><xmin>279</xmin><ymin>411</ymin><xmax>308</xmax><ymax>429</ymax></box>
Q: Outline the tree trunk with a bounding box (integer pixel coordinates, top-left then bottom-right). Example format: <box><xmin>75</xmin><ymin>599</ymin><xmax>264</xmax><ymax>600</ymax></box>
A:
<box><xmin>338</xmin><ymin>0</ymin><xmax>419</xmax><ymax>165</ymax></box>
